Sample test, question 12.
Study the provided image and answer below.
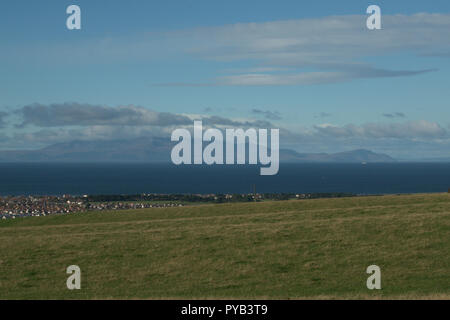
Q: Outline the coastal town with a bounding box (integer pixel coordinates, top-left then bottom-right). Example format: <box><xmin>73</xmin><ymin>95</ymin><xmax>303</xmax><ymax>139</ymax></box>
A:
<box><xmin>0</xmin><ymin>194</ymin><xmax>184</xmax><ymax>220</ymax></box>
<box><xmin>0</xmin><ymin>192</ymin><xmax>355</xmax><ymax>220</ymax></box>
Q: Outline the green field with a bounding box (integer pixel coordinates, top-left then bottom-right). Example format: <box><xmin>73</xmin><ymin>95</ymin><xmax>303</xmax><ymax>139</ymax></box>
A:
<box><xmin>1</xmin><ymin>193</ymin><xmax>449</xmax><ymax>299</ymax></box>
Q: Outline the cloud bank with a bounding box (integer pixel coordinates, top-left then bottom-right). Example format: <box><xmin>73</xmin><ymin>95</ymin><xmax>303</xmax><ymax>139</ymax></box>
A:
<box><xmin>0</xmin><ymin>103</ymin><xmax>449</xmax><ymax>159</ymax></box>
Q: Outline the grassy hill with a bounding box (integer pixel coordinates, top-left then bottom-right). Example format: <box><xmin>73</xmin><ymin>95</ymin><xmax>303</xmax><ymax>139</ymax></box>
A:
<box><xmin>1</xmin><ymin>193</ymin><xmax>449</xmax><ymax>299</ymax></box>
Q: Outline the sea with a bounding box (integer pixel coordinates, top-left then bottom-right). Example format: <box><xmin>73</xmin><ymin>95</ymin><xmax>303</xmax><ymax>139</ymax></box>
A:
<box><xmin>0</xmin><ymin>162</ymin><xmax>449</xmax><ymax>196</ymax></box>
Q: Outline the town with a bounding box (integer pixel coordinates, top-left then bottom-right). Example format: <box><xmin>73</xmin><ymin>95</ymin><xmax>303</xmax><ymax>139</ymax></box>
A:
<box><xmin>0</xmin><ymin>194</ymin><xmax>183</xmax><ymax>220</ymax></box>
<box><xmin>0</xmin><ymin>192</ymin><xmax>356</xmax><ymax>220</ymax></box>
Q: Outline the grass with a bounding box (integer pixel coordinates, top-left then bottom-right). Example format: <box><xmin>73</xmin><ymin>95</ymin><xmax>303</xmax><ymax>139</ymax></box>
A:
<box><xmin>0</xmin><ymin>193</ymin><xmax>449</xmax><ymax>299</ymax></box>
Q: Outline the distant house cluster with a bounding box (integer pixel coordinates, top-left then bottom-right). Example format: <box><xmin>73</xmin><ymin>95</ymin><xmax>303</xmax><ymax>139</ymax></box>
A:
<box><xmin>0</xmin><ymin>195</ymin><xmax>183</xmax><ymax>220</ymax></box>
<box><xmin>1</xmin><ymin>191</ymin><xmax>356</xmax><ymax>220</ymax></box>
<box><xmin>87</xmin><ymin>202</ymin><xmax>182</xmax><ymax>211</ymax></box>
<box><xmin>0</xmin><ymin>195</ymin><xmax>85</xmax><ymax>219</ymax></box>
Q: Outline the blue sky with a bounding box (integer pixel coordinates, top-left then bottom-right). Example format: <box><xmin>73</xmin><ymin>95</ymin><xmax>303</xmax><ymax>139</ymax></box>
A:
<box><xmin>1</xmin><ymin>0</ymin><xmax>450</xmax><ymax>159</ymax></box>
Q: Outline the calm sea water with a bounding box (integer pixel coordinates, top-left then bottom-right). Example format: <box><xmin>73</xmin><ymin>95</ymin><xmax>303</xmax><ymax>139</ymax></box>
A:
<box><xmin>0</xmin><ymin>163</ymin><xmax>449</xmax><ymax>196</ymax></box>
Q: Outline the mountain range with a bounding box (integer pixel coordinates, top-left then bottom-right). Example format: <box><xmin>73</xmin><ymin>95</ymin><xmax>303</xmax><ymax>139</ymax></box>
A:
<box><xmin>0</xmin><ymin>138</ymin><xmax>396</xmax><ymax>163</ymax></box>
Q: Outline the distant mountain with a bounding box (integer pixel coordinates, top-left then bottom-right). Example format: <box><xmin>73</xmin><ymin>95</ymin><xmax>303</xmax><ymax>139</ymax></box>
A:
<box><xmin>0</xmin><ymin>138</ymin><xmax>396</xmax><ymax>163</ymax></box>
<box><xmin>0</xmin><ymin>137</ymin><xmax>172</xmax><ymax>162</ymax></box>
<box><xmin>401</xmin><ymin>156</ymin><xmax>450</xmax><ymax>163</ymax></box>
<box><xmin>280</xmin><ymin>148</ymin><xmax>396</xmax><ymax>163</ymax></box>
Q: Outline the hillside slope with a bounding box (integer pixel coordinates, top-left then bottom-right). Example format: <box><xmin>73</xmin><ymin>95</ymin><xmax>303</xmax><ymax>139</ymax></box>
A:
<box><xmin>0</xmin><ymin>193</ymin><xmax>449</xmax><ymax>299</ymax></box>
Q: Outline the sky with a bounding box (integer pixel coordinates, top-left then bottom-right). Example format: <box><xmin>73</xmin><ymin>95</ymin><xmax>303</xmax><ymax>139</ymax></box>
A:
<box><xmin>1</xmin><ymin>0</ymin><xmax>450</xmax><ymax>159</ymax></box>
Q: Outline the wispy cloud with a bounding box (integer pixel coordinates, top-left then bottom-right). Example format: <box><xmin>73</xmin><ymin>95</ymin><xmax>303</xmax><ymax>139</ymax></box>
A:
<box><xmin>3</xmin><ymin>13</ymin><xmax>450</xmax><ymax>86</ymax></box>
<box><xmin>158</xmin><ymin>13</ymin><xmax>449</xmax><ymax>85</ymax></box>
<box><xmin>315</xmin><ymin>112</ymin><xmax>332</xmax><ymax>119</ymax></box>
<box><xmin>383</xmin><ymin>112</ymin><xmax>406</xmax><ymax>119</ymax></box>
<box><xmin>251</xmin><ymin>108</ymin><xmax>282</xmax><ymax>120</ymax></box>
<box><xmin>211</xmin><ymin>68</ymin><xmax>435</xmax><ymax>86</ymax></box>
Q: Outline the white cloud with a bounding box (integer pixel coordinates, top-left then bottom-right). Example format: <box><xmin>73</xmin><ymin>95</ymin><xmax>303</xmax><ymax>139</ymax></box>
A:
<box><xmin>313</xmin><ymin>120</ymin><xmax>447</xmax><ymax>139</ymax></box>
<box><xmin>4</xmin><ymin>13</ymin><xmax>450</xmax><ymax>86</ymax></box>
<box><xmin>218</xmin><ymin>72</ymin><xmax>349</xmax><ymax>86</ymax></box>
<box><xmin>2</xmin><ymin>106</ymin><xmax>450</xmax><ymax>159</ymax></box>
<box><xmin>160</xmin><ymin>13</ymin><xmax>450</xmax><ymax>85</ymax></box>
